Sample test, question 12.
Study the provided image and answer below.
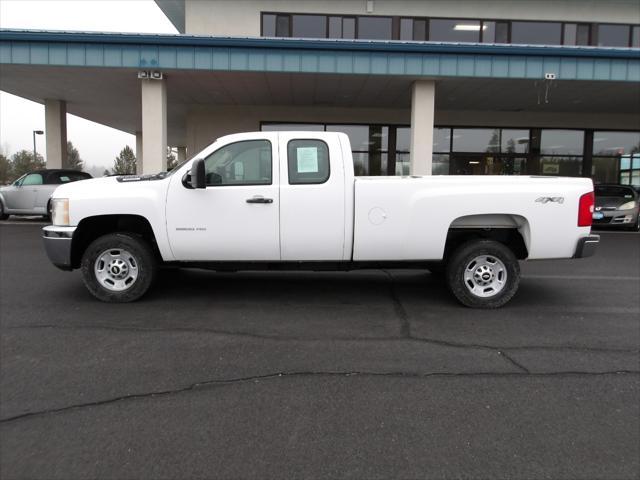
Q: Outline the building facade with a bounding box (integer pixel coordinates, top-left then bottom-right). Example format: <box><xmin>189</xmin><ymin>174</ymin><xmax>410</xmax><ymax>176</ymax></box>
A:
<box><xmin>1</xmin><ymin>0</ymin><xmax>639</xmax><ymax>185</ymax></box>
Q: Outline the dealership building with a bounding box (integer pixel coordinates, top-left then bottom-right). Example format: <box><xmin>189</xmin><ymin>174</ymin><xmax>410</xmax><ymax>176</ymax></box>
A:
<box><xmin>0</xmin><ymin>0</ymin><xmax>639</xmax><ymax>185</ymax></box>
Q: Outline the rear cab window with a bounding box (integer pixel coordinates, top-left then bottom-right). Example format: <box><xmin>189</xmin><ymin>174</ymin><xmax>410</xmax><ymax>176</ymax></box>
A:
<box><xmin>287</xmin><ymin>139</ymin><xmax>330</xmax><ymax>185</ymax></box>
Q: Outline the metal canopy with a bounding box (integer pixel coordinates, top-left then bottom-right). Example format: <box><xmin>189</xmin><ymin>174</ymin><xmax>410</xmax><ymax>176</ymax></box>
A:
<box><xmin>1</xmin><ymin>29</ymin><xmax>639</xmax><ymax>82</ymax></box>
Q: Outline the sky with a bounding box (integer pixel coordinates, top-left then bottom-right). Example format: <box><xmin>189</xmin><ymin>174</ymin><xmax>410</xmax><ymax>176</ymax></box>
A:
<box><xmin>0</xmin><ymin>0</ymin><xmax>178</xmax><ymax>173</ymax></box>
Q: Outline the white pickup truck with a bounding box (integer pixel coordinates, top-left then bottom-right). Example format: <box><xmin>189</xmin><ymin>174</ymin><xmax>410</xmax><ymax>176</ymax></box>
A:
<box><xmin>43</xmin><ymin>131</ymin><xmax>599</xmax><ymax>308</ymax></box>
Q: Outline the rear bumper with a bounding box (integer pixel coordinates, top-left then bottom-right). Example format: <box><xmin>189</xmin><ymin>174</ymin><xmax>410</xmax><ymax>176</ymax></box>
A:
<box><xmin>573</xmin><ymin>234</ymin><xmax>600</xmax><ymax>259</ymax></box>
<box><xmin>42</xmin><ymin>226</ymin><xmax>76</xmax><ymax>270</ymax></box>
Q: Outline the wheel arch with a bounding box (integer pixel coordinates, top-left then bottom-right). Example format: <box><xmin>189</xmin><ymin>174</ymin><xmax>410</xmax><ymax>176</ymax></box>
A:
<box><xmin>71</xmin><ymin>214</ymin><xmax>161</xmax><ymax>268</ymax></box>
<box><xmin>445</xmin><ymin>214</ymin><xmax>530</xmax><ymax>261</ymax></box>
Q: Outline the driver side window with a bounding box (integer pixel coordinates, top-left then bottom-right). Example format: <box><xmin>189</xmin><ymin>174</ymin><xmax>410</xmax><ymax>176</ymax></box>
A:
<box><xmin>22</xmin><ymin>173</ymin><xmax>44</xmax><ymax>186</ymax></box>
<box><xmin>203</xmin><ymin>140</ymin><xmax>272</xmax><ymax>186</ymax></box>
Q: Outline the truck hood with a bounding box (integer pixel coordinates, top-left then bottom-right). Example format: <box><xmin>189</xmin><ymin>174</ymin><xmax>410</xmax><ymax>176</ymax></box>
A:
<box><xmin>51</xmin><ymin>174</ymin><xmax>168</xmax><ymax>198</ymax></box>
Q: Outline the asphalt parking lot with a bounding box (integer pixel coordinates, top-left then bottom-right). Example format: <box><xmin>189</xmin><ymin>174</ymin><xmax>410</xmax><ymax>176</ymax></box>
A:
<box><xmin>0</xmin><ymin>220</ymin><xmax>638</xmax><ymax>480</ymax></box>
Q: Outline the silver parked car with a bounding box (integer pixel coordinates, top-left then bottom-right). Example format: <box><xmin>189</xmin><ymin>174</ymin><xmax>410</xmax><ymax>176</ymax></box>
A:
<box><xmin>0</xmin><ymin>169</ymin><xmax>92</xmax><ymax>220</ymax></box>
<box><xmin>592</xmin><ymin>184</ymin><xmax>640</xmax><ymax>231</ymax></box>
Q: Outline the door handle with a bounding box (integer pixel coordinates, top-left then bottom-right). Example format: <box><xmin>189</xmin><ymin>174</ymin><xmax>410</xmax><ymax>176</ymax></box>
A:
<box><xmin>246</xmin><ymin>196</ymin><xmax>273</xmax><ymax>204</ymax></box>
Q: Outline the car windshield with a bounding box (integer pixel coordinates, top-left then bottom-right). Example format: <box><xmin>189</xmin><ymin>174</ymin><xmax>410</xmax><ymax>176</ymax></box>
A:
<box><xmin>595</xmin><ymin>186</ymin><xmax>636</xmax><ymax>198</ymax></box>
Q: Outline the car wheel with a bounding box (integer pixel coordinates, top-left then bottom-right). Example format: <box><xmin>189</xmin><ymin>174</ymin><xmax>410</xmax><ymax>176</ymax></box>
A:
<box><xmin>446</xmin><ymin>239</ymin><xmax>520</xmax><ymax>308</ymax></box>
<box><xmin>629</xmin><ymin>215</ymin><xmax>640</xmax><ymax>232</ymax></box>
<box><xmin>0</xmin><ymin>202</ymin><xmax>8</xmax><ymax>220</ymax></box>
<box><xmin>81</xmin><ymin>233</ymin><xmax>157</xmax><ymax>302</ymax></box>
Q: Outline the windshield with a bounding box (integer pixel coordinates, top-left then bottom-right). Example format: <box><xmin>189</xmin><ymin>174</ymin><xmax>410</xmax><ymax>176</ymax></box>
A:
<box><xmin>595</xmin><ymin>186</ymin><xmax>636</xmax><ymax>198</ymax></box>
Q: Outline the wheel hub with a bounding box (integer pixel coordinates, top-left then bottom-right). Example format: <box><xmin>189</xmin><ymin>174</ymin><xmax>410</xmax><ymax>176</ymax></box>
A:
<box><xmin>94</xmin><ymin>248</ymin><xmax>139</xmax><ymax>292</ymax></box>
<box><xmin>463</xmin><ymin>255</ymin><xmax>507</xmax><ymax>298</ymax></box>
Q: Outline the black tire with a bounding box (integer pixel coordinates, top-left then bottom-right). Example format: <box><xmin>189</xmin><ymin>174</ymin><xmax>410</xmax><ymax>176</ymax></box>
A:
<box><xmin>81</xmin><ymin>233</ymin><xmax>157</xmax><ymax>302</ymax></box>
<box><xmin>445</xmin><ymin>239</ymin><xmax>520</xmax><ymax>308</ymax></box>
<box><xmin>0</xmin><ymin>202</ymin><xmax>8</xmax><ymax>220</ymax></box>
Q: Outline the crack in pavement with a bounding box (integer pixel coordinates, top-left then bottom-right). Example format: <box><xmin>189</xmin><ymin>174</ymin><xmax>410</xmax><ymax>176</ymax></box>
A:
<box><xmin>2</xmin><ymin>369</ymin><xmax>638</xmax><ymax>425</ymax></box>
<box><xmin>5</xmin><ymin>323</ymin><xmax>639</xmax><ymax>355</ymax></box>
<box><xmin>382</xmin><ymin>269</ymin><xmax>411</xmax><ymax>337</ymax></box>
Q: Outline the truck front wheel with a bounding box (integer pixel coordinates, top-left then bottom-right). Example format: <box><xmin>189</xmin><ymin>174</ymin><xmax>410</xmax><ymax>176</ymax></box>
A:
<box><xmin>81</xmin><ymin>233</ymin><xmax>157</xmax><ymax>302</ymax></box>
<box><xmin>446</xmin><ymin>240</ymin><xmax>520</xmax><ymax>308</ymax></box>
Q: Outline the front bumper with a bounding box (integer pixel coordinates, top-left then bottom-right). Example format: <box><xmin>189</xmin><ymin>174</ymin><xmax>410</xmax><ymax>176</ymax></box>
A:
<box><xmin>573</xmin><ymin>234</ymin><xmax>600</xmax><ymax>259</ymax></box>
<box><xmin>42</xmin><ymin>225</ymin><xmax>76</xmax><ymax>270</ymax></box>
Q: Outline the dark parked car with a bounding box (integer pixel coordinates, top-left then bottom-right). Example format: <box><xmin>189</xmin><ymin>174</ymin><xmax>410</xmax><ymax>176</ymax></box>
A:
<box><xmin>592</xmin><ymin>184</ymin><xmax>640</xmax><ymax>231</ymax></box>
<box><xmin>0</xmin><ymin>169</ymin><xmax>92</xmax><ymax>220</ymax></box>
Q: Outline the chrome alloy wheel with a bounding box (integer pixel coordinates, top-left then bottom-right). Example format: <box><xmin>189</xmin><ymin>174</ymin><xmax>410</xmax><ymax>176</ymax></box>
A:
<box><xmin>463</xmin><ymin>255</ymin><xmax>507</xmax><ymax>298</ymax></box>
<box><xmin>94</xmin><ymin>248</ymin><xmax>139</xmax><ymax>292</ymax></box>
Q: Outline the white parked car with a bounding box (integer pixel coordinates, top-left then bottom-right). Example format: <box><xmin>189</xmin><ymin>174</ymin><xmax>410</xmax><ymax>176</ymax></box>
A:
<box><xmin>42</xmin><ymin>131</ymin><xmax>599</xmax><ymax>307</ymax></box>
<box><xmin>0</xmin><ymin>169</ymin><xmax>92</xmax><ymax>220</ymax></box>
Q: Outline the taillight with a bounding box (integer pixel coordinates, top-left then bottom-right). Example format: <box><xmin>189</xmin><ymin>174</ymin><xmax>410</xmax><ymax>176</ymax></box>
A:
<box><xmin>578</xmin><ymin>192</ymin><xmax>594</xmax><ymax>227</ymax></box>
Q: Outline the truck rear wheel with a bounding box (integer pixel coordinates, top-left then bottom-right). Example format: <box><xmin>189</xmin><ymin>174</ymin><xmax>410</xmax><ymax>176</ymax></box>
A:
<box><xmin>446</xmin><ymin>239</ymin><xmax>520</xmax><ymax>308</ymax></box>
<box><xmin>81</xmin><ymin>233</ymin><xmax>157</xmax><ymax>302</ymax></box>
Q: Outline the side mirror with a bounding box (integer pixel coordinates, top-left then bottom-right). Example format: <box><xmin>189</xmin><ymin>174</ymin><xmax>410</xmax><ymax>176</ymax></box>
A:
<box><xmin>190</xmin><ymin>158</ymin><xmax>206</xmax><ymax>189</ymax></box>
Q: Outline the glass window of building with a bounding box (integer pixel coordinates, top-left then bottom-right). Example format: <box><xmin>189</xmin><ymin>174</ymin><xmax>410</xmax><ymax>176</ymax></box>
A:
<box><xmin>452</xmin><ymin>128</ymin><xmax>501</xmax><ymax>152</ymax></box>
<box><xmin>328</xmin><ymin>16</ymin><xmax>355</xmax><ymax>39</ymax></box>
<box><xmin>291</xmin><ymin>15</ymin><xmax>326</xmax><ymax>38</ymax></box>
<box><xmin>482</xmin><ymin>21</ymin><xmax>509</xmax><ymax>43</ymax></box>
<box><xmin>633</xmin><ymin>26</ymin><xmax>640</xmax><ymax>48</ymax></box>
<box><xmin>540</xmin><ymin>157</ymin><xmax>582</xmax><ymax>177</ymax></box>
<box><xmin>429</xmin><ymin>19</ymin><xmax>481</xmax><ymax>42</ymax></box>
<box><xmin>501</xmin><ymin>129</ymin><xmax>530</xmax><ymax>154</ymax></box>
<box><xmin>262</xmin><ymin>123</ymin><xmax>324</xmax><ymax>132</ymax></box>
<box><xmin>262</xmin><ymin>14</ymin><xmax>276</xmax><ymax>36</ymax></box>
<box><xmin>326</xmin><ymin>125</ymin><xmax>369</xmax><ymax>151</ymax></box>
<box><xmin>357</xmin><ymin>16</ymin><xmax>392</xmax><ymax>40</ymax></box>
<box><xmin>401</xmin><ymin>18</ymin><xmax>428</xmax><ymax>41</ymax></box>
<box><xmin>540</xmin><ymin>130</ymin><xmax>584</xmax><ymax>155</ymax></box>
<box><xmin>511</xmin><ymin>21</ymin><xmax>562</xmax><ymax>45</ymax></box>
<box><xmin>432</xmin><ymin>154</ymin><xmax>450</xmax><ymax>175</ymax></box>
<box><xmin>591</xmin><ymin>157</ymin><xmax>619</xmax><ymax>184</ymax></box>
<box><xmin>597</xmin><ymin>24</ymin><xmax>630</xmax><ymax>47</ymax></box>
<box><xmin>276</xmin><ymin>15</ymin><xmax>290</xmax><ymax>37</ymax></box>
<box><xmin>593</xmin><ymin>131</ymin><xmax>640</xmax><ymax>156</ymax></box>
<box><xmin>343</xmin><ymin>18</ymin><xmax>356</xmax><ymax>39</ymax></box>
<box><xmin>564</xmin><ymin>24</ymin><xmax>590</xmax><ymax>46</ymax></box>
<box><xmin>433</xmin><ymin>128</ymin><xmax>451</xmax><ymax>152</ymax></box>
<box><xmin>328</xmin><ymin>16</ymin><xmax>341</xmax><ymax>38</ymax></box>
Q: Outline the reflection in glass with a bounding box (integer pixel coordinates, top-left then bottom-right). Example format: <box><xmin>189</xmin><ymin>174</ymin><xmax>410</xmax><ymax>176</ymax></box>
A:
<box><xmin>502</xmin><ymin>129</ymin><xmax>529</xmax><ymax>154</ymax></box>
<box><xmin>326</xmin><ymin>125</ymin><xmax>369</xmax><ymax>151</ymax></box>
<box><xmin>593</xmin><ymin>131</ymin><xmax>640</xmax><ymax>156</ymax></box>
<box><xmin>261</xmin><ymin>123</ymin><xmax>324</xmax><ymax>132</ymax></box>
<box><xmin>511</xmin><ymin>21</ymin><xmax>562</xmax><ymax>45</ymax></box>
<box><xmin>540</xmin><ymin>156</ymin><xmax>583</xmax><ymax>177</ymax></box>
<box><xmin>597</xmin><ymin>24</ymin><xmax>630</xmax><ymax>47</ymax></box>
<box><xmin>292</xmin><ymin>15</ymin><xmax>326</xmax><ymax>38</ymax></box>
<box><xmin>432</xmin><ymin>154</ymin><xmax>450</xmax><ymax>175</ymax></box>
<box><xmin>343</xmin><ymin>18</ymin><xmax>355</xmax><ymax>39</ymax></box>
<box><xmin>396</xmin><ymin>127</ymin><xmax>411</xmax><ymax>152</ymax></box>
<box><xmin>353</xmin><ymin>152</ymin><xmax>369</xmax><ymax>176</ymax></box>
<box><xmin>633</xmin><ymin>26</ymin><xmax>640</xmax><ymax>48</ymax></box>
<box><xmin>395</xmin><ymin>153</ymin><xmax>410</xmax><ymax>175</ymax></box>
<box><xmin>414</xmin><ymin>20</ymin><xmax>427</xmax><ymax>41</ymax></box>
<box><xmin>433</xmin><ymin>128</ymin><xmax>451</xmax><ymax>152</ymax></box>
<box><xmin>592</xmin><ymin>157</ymin><xmax>620</xmax><ymax>184</ymax></box>
<box><xmin>357</xmin><ymin>17</ymin><xmax>392</xmax><ymax>40</ymax></box>
<box><xmin>452</xmin><ymin>129</ymin><xmax>500</xmax><ymax>152</ymax></box>
<box><xmin>430</xmin><ymin>19</ymin><xmax>481</xmax><ymax>42</ymax></box>
<box><xmin>540</xmin><ymin>130</ymin><xmax>584</xmax><ymax>155</ymax></box>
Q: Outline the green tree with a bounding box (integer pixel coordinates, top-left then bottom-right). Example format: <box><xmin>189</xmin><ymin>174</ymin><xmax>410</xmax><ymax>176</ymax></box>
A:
<box><xmin>10</xmin><ymin>150</ymin><xmax>45</xmax><ymax>178</ymax></box>
<box><xmin>102</xmin><ymin>169</ymin><xmax>111</xmax><ymax>177</ymax></box>
<box><xmin>167</xmin><ymin>147</ymin><xmax>177</xmax><ymax>171</ymax></box>
<box><xmin>112</xmin><ymin>146</ymin><xmax>136</xmax><ymax>175</ymax></box>
<box><xmin>486</xmin><ymin>129</ymin><xmax>500</xmax><ymax>153</ymax></box>
<box><xmin>506</xmin><ymin>138</ymin><xmax>516</xmax><ymax>154</ymax></box>
<box><xmin>66</xmin><ymin>141</ymin><xmax>84</xmax><ymax>170</ymax></box>
<box><xmin>0</xmin><ymin>154</ymin><xmax>11</xmax><ymax>185</ymax></box>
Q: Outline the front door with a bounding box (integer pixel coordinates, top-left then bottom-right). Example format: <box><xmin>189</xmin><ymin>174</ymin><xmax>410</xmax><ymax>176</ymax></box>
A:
<box><xmin>166</xmin><ymin>135</ymin><xmax>280</xmax><ymax>261</ymax></box>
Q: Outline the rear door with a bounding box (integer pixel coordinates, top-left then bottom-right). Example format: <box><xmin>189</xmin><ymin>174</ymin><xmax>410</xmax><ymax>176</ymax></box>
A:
<box><xmin>278</xmin><ymin>132</ymin><xmax>347</xmax><ymax>261</ymax></box>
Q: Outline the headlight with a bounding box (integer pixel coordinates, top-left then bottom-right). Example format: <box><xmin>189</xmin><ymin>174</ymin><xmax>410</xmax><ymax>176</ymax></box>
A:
<box><xmin>51</xmin><ymin>198</ymin><xmax>70</xmax><ymax>226</ymax></box>
<box><xmin>618</xmin><ymin>201</ymin><xmax>637</xmax><ymax>211</ymax></box>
